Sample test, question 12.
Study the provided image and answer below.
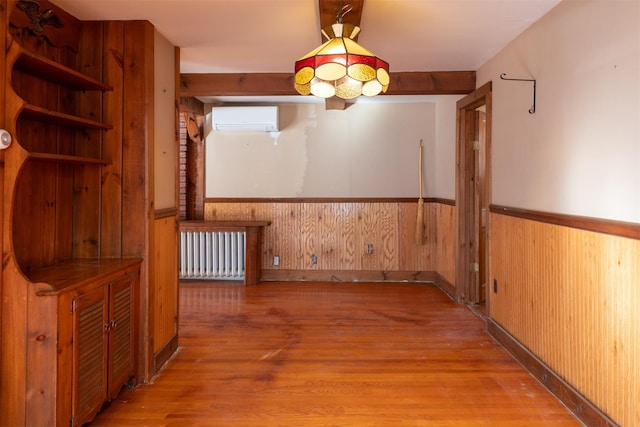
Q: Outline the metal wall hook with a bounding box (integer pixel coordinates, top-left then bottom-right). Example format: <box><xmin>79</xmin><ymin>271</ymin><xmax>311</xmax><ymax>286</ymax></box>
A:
<box><xmin>500</xmin><ymin>73</ymin><xmax>537</xmax><ymax>114</ymax></box>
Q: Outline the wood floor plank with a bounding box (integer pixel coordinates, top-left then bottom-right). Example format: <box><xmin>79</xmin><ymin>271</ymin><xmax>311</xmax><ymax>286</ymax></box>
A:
<box><xmin>90</xmin><ymin>282</ymin><xmax>582</xmax><ymax>426</ymax></box>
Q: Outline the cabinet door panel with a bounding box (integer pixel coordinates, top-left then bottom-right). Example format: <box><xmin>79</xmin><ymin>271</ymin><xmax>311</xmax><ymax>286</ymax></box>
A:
<box><xmin>108</xmin><ymin>273</ymin><xmax>135</xmax><ymax>397</ymax></box>
<box><xmin>72</xmin><ymin>286</ymin><xmax>108</xmax><ymax>426</ymax></box>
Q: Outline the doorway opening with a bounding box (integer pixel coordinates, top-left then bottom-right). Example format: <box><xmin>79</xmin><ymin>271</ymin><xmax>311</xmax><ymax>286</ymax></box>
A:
<box><xmin>455</xmin><ymin>82</ymin><xmax>492</xmax><ymax>311</ymax></box>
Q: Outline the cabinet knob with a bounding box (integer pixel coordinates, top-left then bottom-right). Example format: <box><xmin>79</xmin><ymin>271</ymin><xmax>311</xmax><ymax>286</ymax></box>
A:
<box><xmin>104</xmin><ymin>322</ymin><xmax>111</xmax><ymax>333</ymax></box>
<box><xmin>0</xmin><ymin>129</ymin><xmax>12</xmax><ymax>149</ymax></box>
<box><xmin>111</xmin><ymin>319</ymin><xmax>117</xmax><ymax>330</ymax></box>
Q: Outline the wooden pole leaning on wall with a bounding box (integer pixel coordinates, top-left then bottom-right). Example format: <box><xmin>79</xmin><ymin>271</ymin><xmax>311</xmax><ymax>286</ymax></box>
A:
<box><xmin>415</xmin><ymin>140</ymin><xmax>425</xmax><ymax>245</ymax></box>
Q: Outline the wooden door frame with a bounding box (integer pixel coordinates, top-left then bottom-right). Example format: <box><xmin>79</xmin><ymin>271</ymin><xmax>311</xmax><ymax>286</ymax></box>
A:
<box><xmin>455</xmin><ymin>82</ymin><xmax>492</xmax><ymax>305</ymax></box>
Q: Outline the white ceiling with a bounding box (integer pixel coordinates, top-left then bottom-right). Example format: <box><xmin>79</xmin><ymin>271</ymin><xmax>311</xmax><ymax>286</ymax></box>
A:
<box><xmin>52</xmin><ymin>0</ymin><xmax>561</xmax><ymax>102</ymax></box>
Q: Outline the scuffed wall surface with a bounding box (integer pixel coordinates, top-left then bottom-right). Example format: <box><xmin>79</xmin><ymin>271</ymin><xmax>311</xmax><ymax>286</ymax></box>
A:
<box><xmin>205</xmin><ymin>101</ymin><xmax>462</xmax><ymax>198</ymax></box>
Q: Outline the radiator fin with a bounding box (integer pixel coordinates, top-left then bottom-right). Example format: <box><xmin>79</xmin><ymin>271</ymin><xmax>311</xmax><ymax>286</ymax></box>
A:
<box><xmin>179</xmin><ymin>231</ymin><xmax>245</xmax><ymax>280</ymax></box>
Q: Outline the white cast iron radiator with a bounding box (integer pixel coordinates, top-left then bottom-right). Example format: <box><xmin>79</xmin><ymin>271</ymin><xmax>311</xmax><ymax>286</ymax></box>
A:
<box><xmin>179</xmin><ymin>230</ymin><xmax>245</xmax><ymax>280</ymax></box>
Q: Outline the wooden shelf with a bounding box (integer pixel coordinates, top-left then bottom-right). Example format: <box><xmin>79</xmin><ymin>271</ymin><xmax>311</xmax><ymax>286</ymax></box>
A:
<box><xmin>28</xmin><ymin>152</ymin><xmax>111</xmax><ymax>165</ymax></box>
<box><xmin>20</xmin><ymin>103</ymin><xmax>113</xmax><ymax>130</ymax></box>
<box><xmin>30</xmin><ymin>258</ymin><xmax>143</xmax><ymax>295</ymax></box>
<box><xmin>14</xmin><ymin>49</ymin><xmax>113</xmax><ymax>91</ymax></box>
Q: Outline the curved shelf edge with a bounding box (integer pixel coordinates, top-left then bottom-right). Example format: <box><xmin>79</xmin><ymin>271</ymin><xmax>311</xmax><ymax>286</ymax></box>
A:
<box><xmin>13</xmin><ymin>48</ymin><xmax>113</xmax><ymax>92</ymax></box>
<box><xmin>28</xmin><ymin>152</ymin><xmax>111</xmax><ymax>165</ymax></box>
<box><xmin>20</xmin><ymin>103</ymin><xmax>113</xmax><ymax>130</ymax></box>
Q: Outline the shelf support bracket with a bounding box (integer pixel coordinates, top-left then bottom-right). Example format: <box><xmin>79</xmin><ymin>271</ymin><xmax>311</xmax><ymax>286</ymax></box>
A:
<box><xmin>500</xmin><ymin>73</ymin><xmax>537</xmax><ymax>114</ymax></box>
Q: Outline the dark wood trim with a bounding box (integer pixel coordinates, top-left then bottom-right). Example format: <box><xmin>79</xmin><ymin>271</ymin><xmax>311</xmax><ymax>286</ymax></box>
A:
<box><xmin>180</xmin><ymin>71</ymin><xmax>476</xmax><ymax>97</ymax></box>
<box><xmin>181</xmin><ymin>73</ymin><xmax>296</xmax><ymax>97</ymax></box>
<box><xmin>456</xmin><ymin>81</ymin><xmax>492</xmax><ymax>109</ymax></box>
<box><xmin>205</xmin><ymin>197</ymin><xmax>455</xmax><ymax>204</ymax></box>
<box><xmin>179</xmin><ymin>97</ymin><xmax>204</xmax><ymax>115</ymax></box>
<box><xmin>153</xmin><ymin>334</ymin><xmax>178</xmax><ymax>375</ymax></box>
<box><xmin>490</xmin><ymin>205</ymin><xmax>640</xmax><ymax>240</ymax></box>
<box><xmin>455</xmin><ymin>81</ymin><xmax>492</xmax><ymax>305</ymax></box>
<box><xmin>261</xmin><ymin>270</ymin><xmax>437</xmax><ymax>283</ymax></box>
<box><xmin>154</xmin><ymin>208</ymin><xmax>177</xmax><ymax>220</ymax></box>
<box><xmin>433</xmin><ymin>272</ymin><xmax>456</xmax><ymax>300</ymax></box>
<box><xmin>432</xmin><ymin>198</ymin><xmax>456</xmax><ymax>206</ymax></box>
<box><xmin>180</xmin><ymin>220</ymin><xmax>271</xmax><ymax>230</ymax></box>
<box><xmin>487</xmin><ymin>319</ymin><xmax>617</xmax><ymax>427</ymax></box>
<box><xmin>387</xmin><ymin>71</ymin><xmax>476</xmax><ymax>95</ymax></box>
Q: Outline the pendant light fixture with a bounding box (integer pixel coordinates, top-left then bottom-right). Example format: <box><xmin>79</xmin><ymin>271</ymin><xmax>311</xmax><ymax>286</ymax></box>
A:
<box><xmin>294</xmin><ymin>4</ymin><xmax>390</xmax><ymax>100</ymax></box>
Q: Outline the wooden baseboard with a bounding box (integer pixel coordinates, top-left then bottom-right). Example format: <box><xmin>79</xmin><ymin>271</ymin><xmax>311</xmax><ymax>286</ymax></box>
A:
<box><xmin>433</xmin><ymin>272</ymin><xmax>456</xmax><ymax>301</ymax></box>
<box><xmin>487</xmin><ymin>319</ymin><xmax>617</xmax><ymax>427</ymax></box>
<box><xmin>261</xmin><ymin>269</ymin><xmax>438</xmax><ymax>283</ymax></box>
<box><xmin>154</xmin><ymin>334</ymin><xmax>179</xmax><ymax>375</ymax></box>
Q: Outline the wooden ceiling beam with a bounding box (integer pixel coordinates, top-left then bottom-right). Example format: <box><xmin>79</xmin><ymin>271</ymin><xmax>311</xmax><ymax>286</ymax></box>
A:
<box><xmin>386</xmin><ymin>71</ymin><xmax>477</xmax><ymax>95</ymax></box>
<box><xmin>180</xmin><ymin>71</ymin><xmax>476</xmax><ymax>98</ymax></box>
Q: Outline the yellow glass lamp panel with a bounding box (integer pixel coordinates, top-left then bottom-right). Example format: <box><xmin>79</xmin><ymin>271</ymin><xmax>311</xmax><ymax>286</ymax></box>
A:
<box><xmin>295</xmin><ymin>67</ymin><xmax>315</xmax><ymax>85</ymax></box>
<box><xmin>348</xmin><ymin>64</ymin><xmax>376</xmax><ymax>82</ymax></box>
<box><xmin>362</xmin><ymin>80</ymin><xmax>382</xmax><ymax>96</ymax></box>
<box><xmin>342</xmin><ymin>38</ymin><xmax>375</xmax><ymax>57</ymax></box>
<box><xmin>316</xmin><ymin>62</ymin><xmax>347</xmax><ymax>81</ymax></box>
<box><xmin>377</xmin><ymin>68</ymin><xmax>390</xmax><ymax>86</ymax></box>
<box><xmin>335</xmin><ymin>77</ymin><xmax>362</xmax><ymax>99</ymax></box>
<box><xmin>295</xmin><ymin>82</ymin><xmax>311</xmax><ymax>95</ymax></box>
<box><xmin>310</xmin><ymin>80</ymin><xmax>336</xmax><ymax>98</ymax></box>
<box><xmin>319</xmin><ymin>38</ymin><xmax>348</xmax><ymax>55</ymax></box>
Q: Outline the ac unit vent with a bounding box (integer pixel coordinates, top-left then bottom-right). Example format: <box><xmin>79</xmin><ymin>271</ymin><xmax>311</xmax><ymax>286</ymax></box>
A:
<box><xmin>212</xmin><ymin>106</ymin><xmax>279</xmax><ymax>132</ymax></box>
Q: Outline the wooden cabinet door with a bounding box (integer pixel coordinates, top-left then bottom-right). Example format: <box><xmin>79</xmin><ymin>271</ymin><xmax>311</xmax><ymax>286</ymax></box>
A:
<box><xmin>72</xmin><ymin>285</ymin><xmax>109</xmax><ymax>426</ymax></box>
<box><xmin>107</xmin><ymin>273</ymin><xmax>136</xmax><ymax>398</ymax></box>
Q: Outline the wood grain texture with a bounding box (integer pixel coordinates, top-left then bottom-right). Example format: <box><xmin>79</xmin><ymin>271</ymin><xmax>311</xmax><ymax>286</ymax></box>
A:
<box><xmin>101</xmin><ymin>21</ymin><xmax>125</xmax><ymax>258</ymax></box>
<box><xmin>204</xmin><ymin>201</ymin><xmax>455</xmax><ymax>278</ymax></box>
<box><xmin>122</xmin><ymin>20</ymin><xmax>155</xmax><ymax>382</ymax></box>
<box><xmin>153</xmin><ymin>216</ymin><xmax>179</xmax><ymax>355</ymax></box>
<box><xmin>89</xmin><ymin>281</ymin><xmax>581</xmax><ymax>426</ymax></box>
<box><xmin>435</xmin><ymin>202</ymin><xmax>457</xmax><ymax>288</ymax></box>
<box><xmin>180</xmin><ymin>72</ymin><xmax>475</xmax><ymax>97</ymax></box>
<box><xmin>488</xmin><ymin>320</ymin><xmax>618</xmax><ymax>427</ymax></box>
<box><xmin>490</xmin><ymin>212</ymin><xmax>639</xmax><ymax>427</ymax></box>
<box><xmin>491</xmin><ymin>204</ymin><xmax>640</xmax><ymax>240</ymax></box>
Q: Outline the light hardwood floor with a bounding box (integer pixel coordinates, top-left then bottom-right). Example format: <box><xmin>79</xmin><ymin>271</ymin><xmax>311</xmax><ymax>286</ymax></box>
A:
<box><xmin>90</xmin><ymin>281</ymin><xmax>582</xmax><ymax>426</ymax></box>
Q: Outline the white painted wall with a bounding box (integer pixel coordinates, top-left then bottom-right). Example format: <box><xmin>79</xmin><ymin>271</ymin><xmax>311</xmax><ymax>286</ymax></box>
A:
<box><xmin>205</xmin><ymin>98</ymin><xmax>461</xmax><ymax>199</ymax></box>
<box><xmin>434</xmin><ymin>95</ymin><xmax>464</xmax><ymax>198</ymax></box>
<box><xmin>154</xmin><ymin>29</ymin><xmax>177</xmax><ymax>210</ymax></box>
<box><xmin>478</xmin><ymin>0</ymin><xmax>640</xmax><ymax>223</ymax></box>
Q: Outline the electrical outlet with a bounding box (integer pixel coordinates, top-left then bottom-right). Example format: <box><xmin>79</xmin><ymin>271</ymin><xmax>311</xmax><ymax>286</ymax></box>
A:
<box><xmin>273</xmin><ymin>256</ymin><xmax>279</xmax><ymax>266</ymax></box>
<box><xmin>311</xmin><ymin>254</ymin><xmax>317</xmax><ymax>264</ymax></box>
<box><xmin>493</xmin><ymin>278</ymin><xmax>498</xmax><ymax>293</ymax></box>
<box><xmin>366</xmin><ymin>243</ymin><xmax>374</xmax><ymax>254</ymax></box>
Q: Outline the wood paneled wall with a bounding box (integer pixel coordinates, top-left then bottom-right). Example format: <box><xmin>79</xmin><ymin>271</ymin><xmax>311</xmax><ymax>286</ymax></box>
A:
<box><xmin>204</xmin><ymin>200</ymin><xmax>456</xmax><ymax>286</ymax></box>
<box><xmin>434</xmin><ymin>203</ymin><xmax>456</xmax><ymax>287</ymax></box>
<box><xmin>152</xmin><ymin>213</ymin><xmax>179</xmax><ymax>371</ymax></box>
<box><xmin>490</xmin><ymin>212</ymin><xmax>639</xmax><ymax>426</ymax></box>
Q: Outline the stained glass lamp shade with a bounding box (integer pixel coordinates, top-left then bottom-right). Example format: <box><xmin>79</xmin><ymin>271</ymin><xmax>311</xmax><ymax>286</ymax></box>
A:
<box><xmin>294</xmin><ymin>23</ymin><xmax>390</xmax><ymax>99</ymax></box>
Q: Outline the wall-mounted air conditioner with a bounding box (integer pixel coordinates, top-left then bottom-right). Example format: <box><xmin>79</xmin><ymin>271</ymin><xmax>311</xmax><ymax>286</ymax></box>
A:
<box><xmin>212</xmin><ymin>106</ymin><xmax>279</xmax><ymax>132</ymax></box>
